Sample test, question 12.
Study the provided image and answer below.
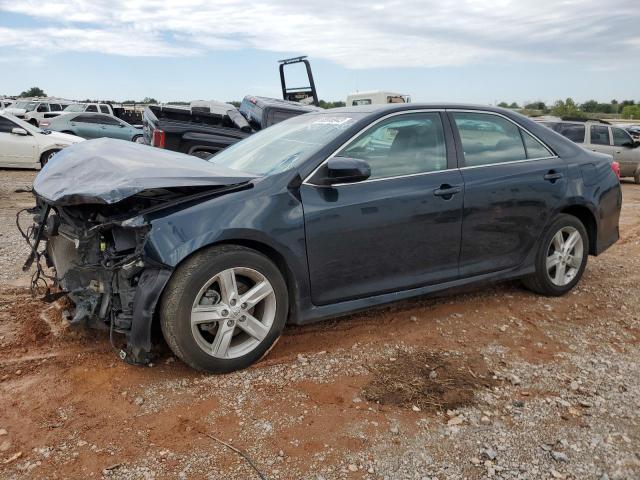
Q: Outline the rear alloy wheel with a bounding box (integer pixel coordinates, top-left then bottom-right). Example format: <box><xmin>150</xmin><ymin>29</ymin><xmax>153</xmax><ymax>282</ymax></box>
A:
<box><xmin>132</xmin><ymin>135</ymin><xmax>145</xmax><ymax>144</ymax></box>
<box><xmin>40</xmin><ymin>149</ymin><xmax>59</xmax><ymax>168</ymax></box>
<box><xmin>522</xmin><ymin>214</ymin><xmax>588</xmax><ymax>296</ymax></box>
<box><xmin>160</xmin><ymin>245</ymin><xmax>288</xmax><ymax>373</ymax></box>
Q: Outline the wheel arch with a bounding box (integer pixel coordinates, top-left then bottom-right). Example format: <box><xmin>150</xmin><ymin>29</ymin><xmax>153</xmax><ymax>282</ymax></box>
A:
<box><xmin>159</xmin><ymin>237</ymin><xmax>301</xmax><ymax>321</ymax></box>
<box><xmin>559</xmin><ymin>204</ymin><xmax>597</xmax><ymax>255</ymax></box>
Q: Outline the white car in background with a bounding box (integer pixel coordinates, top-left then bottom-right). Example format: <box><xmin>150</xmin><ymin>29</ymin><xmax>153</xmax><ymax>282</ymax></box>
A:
<box><xmin>4</xmin><ymin>99</ymin><xmax>73</xmax><ymax>126</ymax></box>
<box><xmin>63</xmin><ymin>102</ymin><xmax>116</xmax><ymax>115</ymax></box>
<box><xmin>0</xmin><ymin>112</ymin><xmax>83</xmax><ymax>169</ymax></box>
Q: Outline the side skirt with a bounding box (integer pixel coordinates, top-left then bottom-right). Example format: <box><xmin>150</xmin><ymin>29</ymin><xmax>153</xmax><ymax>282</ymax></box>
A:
<box><xmin>292</xmin><ymin>264</ymin><xmax>536</xmax><ymax>326</ymax></box>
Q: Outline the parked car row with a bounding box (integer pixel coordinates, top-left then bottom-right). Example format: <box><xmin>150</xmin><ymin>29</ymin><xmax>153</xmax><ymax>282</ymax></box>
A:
<box><xmin>538</xmin><ymin>119</ymin><xmax>640</xmax><ymax>183</ymax></box>
<box><xmin>26</xmin><ymin>104</ymin><xmax>622</xmax><ymax>372</ymax></box>
<box><xmin>0</xmin><ymin>112</ymin><xmax>83</xmax><ymax>169</ymax></box>
<box><xmin>41</xmin><ymin>113</ymin><xmax>144</xmax><ymax>143</ymax></box>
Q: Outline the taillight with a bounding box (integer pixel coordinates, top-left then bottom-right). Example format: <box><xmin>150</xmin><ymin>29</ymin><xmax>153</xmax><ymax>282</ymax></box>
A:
<box><xmin>611</xmin><ymin>161</ymin><xmax>620</xmax><ymax>180</ymax></box>
<box><xmin>151</xmin><ymin>129</ymin><xmax>165</xmax><ymax>148</ymax></box>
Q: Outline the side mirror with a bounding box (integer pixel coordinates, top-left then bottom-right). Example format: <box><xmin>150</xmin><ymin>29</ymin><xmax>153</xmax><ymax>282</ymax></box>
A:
<box><xmin>11</xmin><ymin>127</ymin><xmax>28</xmax><ymax>136</ymax></box>
<box><xmin>316</xmin><ymin>157</ymin><xmax>371</xmax><ymax>185</ymax></box>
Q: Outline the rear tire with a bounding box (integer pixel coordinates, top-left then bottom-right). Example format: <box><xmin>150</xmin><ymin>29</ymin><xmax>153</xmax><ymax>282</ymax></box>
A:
<box><xmin>40</xmin><ymin>149</ymin><xmax>59</xmax><ymax>168</ymax></box>
<box><xmin>132</xmin><ymin>135</ymin><xmax>145</xmax><ymax>144</ymax></box>
<box><xmin>522</xmin><ymin>214</ymin><xmax>588</xmax><ymax>296</ymax></box>
<box><xmin>159</xmin><ymin>245</ymin><xmax>288</xmax><ymax>373</ymax></box>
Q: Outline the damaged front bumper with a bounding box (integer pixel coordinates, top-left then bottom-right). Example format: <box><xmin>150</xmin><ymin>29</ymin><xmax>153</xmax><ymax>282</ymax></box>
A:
<box><xmin>22</xmin><ymin>198</ymin><xmax>172</xmax><ymax>365</ymax></box>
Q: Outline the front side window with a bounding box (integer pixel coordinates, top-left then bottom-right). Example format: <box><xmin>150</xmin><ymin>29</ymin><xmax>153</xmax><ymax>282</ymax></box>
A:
<box><xmin>590</xmin><ymin>125</ymin><xmax>610</xmax><ymax>145</ymax></box>
<box><xmin>612</xmin><ymin>127</ymin><xmax>633</xmax><ymax>147</ymax></box>
<box><xmin>0</xmin><ymin>116</ymin><xmax>17</xmax><ymax>133</ymax></box>
<box><xmin>453</xmin><ymin>112</ymin><xmax>526</xmax><ymax>167</ymax></box>
<box><xmin>352</xmin><ymin>99</ymin><xmax>372</xmax><ymax>106</ymax></box>
<box><xmin>36</xmin><ymin>104</ymin><xmax>49</xmax><ymax>112</ymax></box>
<box><xmin>86</xmin><ymin>105</ymin><xmax>98</xmax><ymax>112</ymax></box>
<box><xmin>339</xmin><ymin>112</ymin><xmax>447</xmax><ymax>179</ymax></box>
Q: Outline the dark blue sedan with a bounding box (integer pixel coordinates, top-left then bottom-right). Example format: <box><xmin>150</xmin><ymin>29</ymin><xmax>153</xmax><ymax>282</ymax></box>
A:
<box><xmin>28</xmin><ymin>104</ymin><xmax>621</xmax><ymax>372</ymax></box>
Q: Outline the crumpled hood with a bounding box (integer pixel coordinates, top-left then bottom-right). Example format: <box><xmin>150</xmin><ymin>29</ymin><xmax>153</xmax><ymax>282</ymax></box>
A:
<box><xmin>33</xmin><ymin>138</ymin><xmax>256</xmax><ymax>206</ymax></box>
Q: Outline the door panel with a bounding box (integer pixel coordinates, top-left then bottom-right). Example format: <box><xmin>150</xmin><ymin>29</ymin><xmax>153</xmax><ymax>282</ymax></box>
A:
<box><xmin>449</xmin><ymin>111</ymin><xmax>567</xmax><ymax>277</ymax></box>
<box><xmin>458</xmin><ymin>158</ymin><xmax>567</xmax><ymax>276</ymax></box>
<box><xmin>0</xmin><ymin>132</ymin><xmax>35</xmax><ymax>165</ymax></box>
<box><xmin>300</xmin><ymin>170</ymin><xmax>464</xmax><ymax>305</ymax></box>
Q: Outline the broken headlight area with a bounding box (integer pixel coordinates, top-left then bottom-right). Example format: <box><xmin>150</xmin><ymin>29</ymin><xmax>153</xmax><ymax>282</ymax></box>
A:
<box><xmin>19</xmin><ymin>193</ymin><xmax>175</xmax><ymax>365</ymax></box>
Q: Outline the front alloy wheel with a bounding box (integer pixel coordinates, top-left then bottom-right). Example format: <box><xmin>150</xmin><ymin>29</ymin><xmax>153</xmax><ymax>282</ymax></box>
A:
<box><xmin>191</xmin><ymin>267</ymin><xmax>276</xmax><ymax>359</ymax></box>
<box><xmin>160</xmin><ymin>245</ymin><xmax>288</xmax><ymax>373</ymax></box>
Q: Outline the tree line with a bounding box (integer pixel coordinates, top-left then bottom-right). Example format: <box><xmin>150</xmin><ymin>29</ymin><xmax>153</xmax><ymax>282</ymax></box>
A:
<box><xmin>498</xmin><ymin>98</ymin><xmax>640</xmax><ymax>119</ymax></box>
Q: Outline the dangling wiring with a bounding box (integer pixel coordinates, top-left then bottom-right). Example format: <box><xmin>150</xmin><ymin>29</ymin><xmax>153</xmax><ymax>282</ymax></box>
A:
<box><xmin>16</xmin><ymin>207</ymin><xmax>56</xmax><ymax>297</ymax></box>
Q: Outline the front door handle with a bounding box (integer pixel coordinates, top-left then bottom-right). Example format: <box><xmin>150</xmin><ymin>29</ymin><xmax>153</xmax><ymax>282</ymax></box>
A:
<box><xmin>544</xmin><ymin>171</ymin><xmax>564</xmax><ymax>182</ymax></box>
<box><xmin>433</xmin><ymin>184</ymin><xmax>462</xmax><ymax>198</ymax></box>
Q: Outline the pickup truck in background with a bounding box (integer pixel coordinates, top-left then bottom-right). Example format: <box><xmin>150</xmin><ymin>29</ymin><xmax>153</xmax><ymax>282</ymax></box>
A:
<box><xmin>143</xmin><ymin>56</ymin><xmax>322</xmax><ymax>158</ymax></box>
<box><xmin>143</xmin><ymin>96</ymin><xmax>320</xmax><ymax>158</ymax></box>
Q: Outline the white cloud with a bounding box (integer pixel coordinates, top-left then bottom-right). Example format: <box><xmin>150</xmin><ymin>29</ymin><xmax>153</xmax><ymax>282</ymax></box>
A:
<box><xmin>1</xmin><ymin>0</ymin><xmax>639</xmax><ymax>68</ymax></box>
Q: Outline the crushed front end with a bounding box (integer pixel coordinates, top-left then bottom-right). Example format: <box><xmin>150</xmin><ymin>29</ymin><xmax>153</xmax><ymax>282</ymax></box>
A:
<box><xmin>22</xmin><ymin>194</ymin><xmax>172</xmax><ymax>364</ymax></box>
<box><xmin>19</xmin><ymin>138</ymin><xmax>256</xmax><ymax>365</ymax></box>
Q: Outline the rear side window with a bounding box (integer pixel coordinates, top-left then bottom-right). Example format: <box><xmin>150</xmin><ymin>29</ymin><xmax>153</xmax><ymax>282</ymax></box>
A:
<box><xmin>340</xmin><ymin>112</ymin><xmax>447</xmax><ymax>179</ymax></box>
<box><xmin>74</xmin><ymin>114</ymin><xmax>97</xmax><ymax>123</ymax></box>
<box><xmin>99</xmin><ymin>105</ymin><xmax>110</xmax><ymax>114</ymax></box>
<box><xmin>50</xmin><ymin>104</ymin><xmax>62</xmax><ymax>112</ymax></box>
<box><xmin>86</xmin><ymin>105</ymin><xmax>98</xmax><ymax>112</ymax></box>
<box><xmin>521</xmin><ymin>130</ymin><xmax>551</xmax><ymax>159</ymax></box>
<box><xmin>99</xmin><ymin>115</ymin><xmax>120</xmax><ymax>126</ymax></box>
<box><xmin>352</xmin><ymin>99</ymin><xmax>372</xmax><ymax>106</ymax></box>
<box><xmin>612</xmin><ymin>127</ymin><xmax>633</xmax><ymax>147</ymax></box>
<box><xmin>590</xmin><ymin>125</ymin><xmax>610</xmax><ymax>145</ymax></box>
<box><xmin>453</xmin><ymin>112</ymin><xmax>526</xmax><ymax>167</ymax></box>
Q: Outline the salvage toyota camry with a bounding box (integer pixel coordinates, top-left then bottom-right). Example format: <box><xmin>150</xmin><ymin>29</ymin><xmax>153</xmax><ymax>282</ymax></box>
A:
<box><xmin>22</xmin><ymin>104</ymin><xmax>621</xmax><ymax>373</ymax></box>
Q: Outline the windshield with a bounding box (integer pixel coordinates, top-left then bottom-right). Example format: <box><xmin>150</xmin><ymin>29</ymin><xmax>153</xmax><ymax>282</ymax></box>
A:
<box><xmin>208</xmin><ymin>112</ymin><xmax>364</xmax><ymax>175</ymax></box>
<box><xmin>14</xmin><ymin>101</ymin><xmax>37</xmax><ymax>111</ymax></box>
<box><xmin>64</xmin><ymin>104</ymin><xmax>86</xmax><ymax>112</ymax></box>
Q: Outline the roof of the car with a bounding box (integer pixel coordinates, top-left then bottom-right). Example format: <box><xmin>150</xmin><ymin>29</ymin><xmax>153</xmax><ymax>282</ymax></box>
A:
<box><xmin>321</xmin><ymin>103</ymin><xmax>517</xmax><ymax>115</ymax></box>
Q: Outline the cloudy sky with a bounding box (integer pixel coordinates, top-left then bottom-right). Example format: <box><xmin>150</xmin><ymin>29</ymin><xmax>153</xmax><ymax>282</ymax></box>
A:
<box><xmin>1</xmin><ymin>0</ymin><xmax>639</xmax><ymax>104</ymax></box>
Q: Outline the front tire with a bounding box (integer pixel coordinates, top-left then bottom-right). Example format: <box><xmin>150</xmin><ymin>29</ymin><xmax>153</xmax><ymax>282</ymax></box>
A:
<box><xmin>160</xmin><ymin>245</ymin><xmax>288</xmax><ymax>373</ymax></box>
<box><xmin>522</xmin><ymin>214</ymin><xmax>589</xmax><ymax>296</ymax></box>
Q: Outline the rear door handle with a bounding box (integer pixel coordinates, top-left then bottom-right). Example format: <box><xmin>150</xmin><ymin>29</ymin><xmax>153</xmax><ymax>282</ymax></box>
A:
<box><xmin>544</xmin><ymin>171</ymin><xmax>564</xmax><ymax>182</ymax></box>
<box><xmin>433</xmin><ymin>184</ymin><xmax>462</xmax><ymax>198</ymax></box>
